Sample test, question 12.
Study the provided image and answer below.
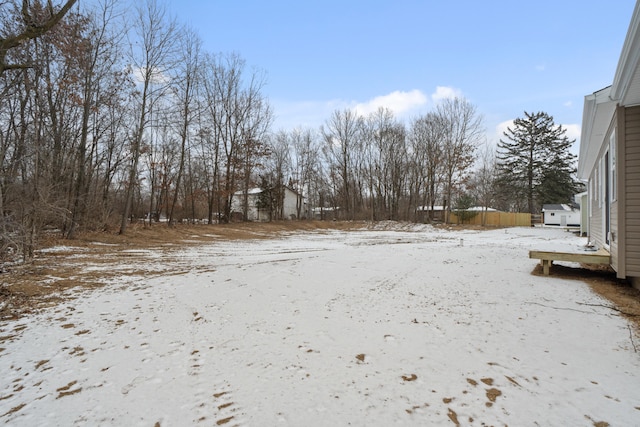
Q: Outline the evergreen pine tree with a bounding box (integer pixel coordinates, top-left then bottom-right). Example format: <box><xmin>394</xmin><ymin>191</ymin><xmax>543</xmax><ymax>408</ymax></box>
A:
<box><xmin>256</xmin><ymin>176</ymin><xmax>275</xmax><ymax>220</ymax></box>
<box><xmin>497</xmin><ymin>111</ymin><xmax>578</xmax><ymax>213</ymax></box>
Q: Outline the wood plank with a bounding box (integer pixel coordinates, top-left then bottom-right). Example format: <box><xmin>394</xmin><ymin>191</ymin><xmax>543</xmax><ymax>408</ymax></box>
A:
<box><xmin>529</xmin><ymin>250</ymin><xmax>610</xmax><ymax>264</ymax></box>
<box><xmin>529</xmin><ymin>249</ymin><xmax>611</xmax><ymax>276</ymax></box>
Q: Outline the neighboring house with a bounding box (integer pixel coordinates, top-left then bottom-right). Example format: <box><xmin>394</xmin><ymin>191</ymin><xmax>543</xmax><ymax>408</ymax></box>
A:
<box><xmin>231</xmin><ymin>187</ymin><xmax>305</xmax><ymax>221</ymax></box>
<box><xmin>466</xmin><ymin>206</ymin><xmax>499</xmax><ymax>212</ymax></box>
<box><xmin>311</xmin><ymin>206</ymin><xmax>340</xmax><ymax>220</ymax></box>
<box><xmin>578</xmin><ymin>3</ymin><xmax>640</xmax><ymax>287</ymax></box>
<box><xmin>416</xmin><ymin>205</ymin><xmax>446</xmax><ymax>222</ymax></box>
<box><xmin>542</xmin><ymin>204</ymin><xmax>580</xmax><ymax>227</ymax></box>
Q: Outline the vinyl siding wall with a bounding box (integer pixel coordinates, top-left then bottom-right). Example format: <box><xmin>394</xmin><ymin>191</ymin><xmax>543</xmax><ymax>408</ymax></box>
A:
<box><xmin>625</xmin><ymin>106</ymin><xmax>640</xmax><ymax>277</ymax></box>
<box><xmin>587</xmin><ymin>113</ymin><xmax>617</xmax><ymax>272</ymax></box>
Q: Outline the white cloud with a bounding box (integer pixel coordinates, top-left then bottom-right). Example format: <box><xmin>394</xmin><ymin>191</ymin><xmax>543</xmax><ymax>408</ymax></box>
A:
<box><xmin>431</xmin><ymin>86</ymin><xmax>463</xmax><ymax>103</ymax></box>
<box><xmin>132</xmin><ymin>66</ymin><xmax>171</xmax><ymax>84</ymax></box>
<box><xmin>492</xmin><ymin>119</ymin><xmax>581</xmax><ymax>155</ymax></box>
<box><xmin>564</xmin><ymin>101</ymin><xmax>573</xmax><ymax>108</ymax></box>
<box><xmin>536</xmin><ymin>64</ymin><xmax>546</xmax><ymax>72</ymax></box>
<box><xmin>562</xmin><ymin>124</ymin><xmax>581</xmax><ymax>156</ymax></box>
<box><xmin>562</xmin><ymin>123</ymin><xmax>580</xmax><ymax>141</ymax></box>
<box><xmin>495</xmin><ymin>119</ymin><xmax>515</xmax><ymax>141</ymax></box>
<box><xmin>271</xmin><ymin>99</ymin><xmax>342</xmax><ymax>131</ymax></box>
<box><xmin>272</xmin><ymin>86</ymin><xmax>468</xmax><ymax>131</ymax></box>
<box><xmin>353</xmin><ymin>89</ymin><xmax>428</xmax><ymax>117</ymax></box>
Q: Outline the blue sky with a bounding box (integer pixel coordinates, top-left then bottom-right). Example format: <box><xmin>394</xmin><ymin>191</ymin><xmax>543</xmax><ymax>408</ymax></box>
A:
<box><xmin>169</xmin><ymin>1</ymin><xmax>636</xmax><ymax>149</ymax></box>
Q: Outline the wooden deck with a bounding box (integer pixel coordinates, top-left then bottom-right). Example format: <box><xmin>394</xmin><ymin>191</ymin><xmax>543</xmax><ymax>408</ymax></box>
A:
<box><xmin>528</xmin><ymin>248</ymin><xmax>610</xmax><ymax>275</ymax></box>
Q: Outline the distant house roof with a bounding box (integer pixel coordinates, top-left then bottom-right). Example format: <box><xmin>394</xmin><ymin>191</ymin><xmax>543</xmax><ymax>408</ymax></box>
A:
<box><xmin>416</xmin><ymin>205</ymin><xmax>445</xmax><ymax>212</ymax></box>
<box><xmin>467</xmin><ymin>206</ymin><xmax>498</xmax><ymax>212</ymax></box>
<box><xmin>311</xmin><ymin>206</ymin><xmax>339</xmax><ymax>212</ymax></box>
<box><xmin>416</xmin><ymin>206</ymin><xmax>498</xmax><ymax>212</ymax></box>
<box><xmin>233</xmin><ymin>186</ymin><xmax>304</xmax><ymax>197</ymax></box>
<box><xmin>233</xmin><ymin>188</ymin><xmax>263</xmax><ymax>196</ymax></box>
<box><xmin>542</xmin><ymin>204</ymin><xmax>575</xmax><ymax>212</ymax></box>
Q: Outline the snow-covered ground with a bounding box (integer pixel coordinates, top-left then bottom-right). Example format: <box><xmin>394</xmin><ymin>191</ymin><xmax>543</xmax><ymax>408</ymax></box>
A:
<box><xmin>1</xmin><ymin>224</ymin><xmax>639</xmax><ymax>426</ymax></box>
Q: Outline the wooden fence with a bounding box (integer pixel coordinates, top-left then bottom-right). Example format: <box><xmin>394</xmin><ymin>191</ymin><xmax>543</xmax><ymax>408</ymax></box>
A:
<box><xmin>448</xmin><ymin>211</ymin><xmax>532</xmax><ymax>227</ymax></box>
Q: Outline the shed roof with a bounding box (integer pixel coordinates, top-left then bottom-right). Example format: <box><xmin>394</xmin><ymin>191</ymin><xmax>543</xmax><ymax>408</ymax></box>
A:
<box><xmin>542</xmin><ymin>204</ymin><xmax>574</xmax><ymax>212</ymax></box>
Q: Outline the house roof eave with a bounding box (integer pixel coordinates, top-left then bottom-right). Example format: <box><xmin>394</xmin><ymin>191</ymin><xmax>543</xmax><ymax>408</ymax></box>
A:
<box><xmin>579</xmin><ymin>3</ymin><xmax>640</xmax><ymax>180</ymax></box>
<box><xmin>611</xmin><ymin>1</ymin><xmax>640</xmax><ymax>103</ymax></box>
<box><xmin>578</xmin><ymin>87</ymin><xmax>615</xmax><ymax>179</ymax></box>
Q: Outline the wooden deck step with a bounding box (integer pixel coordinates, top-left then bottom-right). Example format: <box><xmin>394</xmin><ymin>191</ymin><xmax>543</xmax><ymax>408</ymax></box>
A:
<box><xmin>528</xmin><ymin>248</ymin><xmax>610</xmax><ymax>275</ymax></box>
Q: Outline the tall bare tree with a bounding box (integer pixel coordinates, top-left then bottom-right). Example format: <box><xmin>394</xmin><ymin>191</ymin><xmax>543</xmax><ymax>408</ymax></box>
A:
<box><xmin>204</xmin><ymin>53</ymin><xmax>271</xmax><ymax>222</ymax></box>
<box><xmin>362</xmin><ymin>107</ymin><xmax>407</xmax><ymax>220</ymax></box>
<box><xmin>167</xmin><ymin>26</ymin><xmax>201</xmax><ymax>226</ymax></box>
<box><xmin>408</xmin><ymin>112</ymin><xmax>446</xmax><ymax>222</ymax></box>
<box><xmin>289</xmin><ymin>128</ymin><xmax>318</xmax><ymax>219</ymax></box>
<box><xmin>321</xmin><ymin>109</ymin><xmax>362</xmax><ymax>220</ymax></box>
<box><xmin>437</xmin><ymin>97</ymin><xmax>483</xmax><ymax>223</ymax></box>
<box><xmin>469</xmin><ymin>143</ymin><xmax>498</xmax><ymax>225</ymax></box>
<box><xmin>66</xmin><ymin>0</ymin><xmax>125</xmax><ymax>237</ymax></box>
<box><xmin>119</xmin><ymin>0</ymin><xmax>177</xmax><ymax>234</ymax></box>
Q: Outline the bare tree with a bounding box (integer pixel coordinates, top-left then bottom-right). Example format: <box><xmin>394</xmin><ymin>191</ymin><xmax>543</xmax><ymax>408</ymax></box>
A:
<box><xmin>289</xmin><ymin>128</ymin><xmax>318</xmax><ymax>219</ymax></box>
<box><xmin>0</xmin><ymin>0</ymin><xmax>95</xmax><ymax>258</ymax></box>
<box><xmin>204</xmin><ymin>53</ymin><xmax>271</xmax><ymax>223</ymax></box>
<box><xmin>362</xmin><ymin>107</ymin><xmax>407</xmax><ymax>220</ymax></box>
<box><xmin>237</xmin><ymin>75</ymin><xmax>272</xmax><ymax>220</ymax></box>
<box><xmin>469</xmin><ymin>143</ymin><xmax>498</xmax><ymax>225</ymax></box>
<box><xmin>321</xmin><ymin>109</ymin><xmax>362</xmax><ymax>220</ymax></box>
<box><xmin>265</xmin><ymin>130</ymin><xmax>290</xmax><ymax>220</ymax></box>
<box><xmin>66</xmin><ymin>0</ymin><xmax>126</xmax><ymax>238</ymax></box>
<box><xmin>167</xmin><ymin>26</ymin><xmax>201</xmax><ymax>226</ymax></box>
<box><xmin>119</xmin><ymin>0</ymin><xmax>178</xmax><ymax>234</ymax></box>
<box><xmin>408</xmin><ymin>112</ymin><xmax>446</xmax><ymax>222</ymax></box>
<box><xmin>437</xmin><ymin>97</ymin><xmax>483</xmax><ymax>223</ymax></box>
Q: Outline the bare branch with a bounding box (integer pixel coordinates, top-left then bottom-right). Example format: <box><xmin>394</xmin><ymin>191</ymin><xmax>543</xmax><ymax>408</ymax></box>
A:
<box><xmin>1</xmin><ymin>0</ymin><xmax>78</xmax><ymax>74</ymax></box>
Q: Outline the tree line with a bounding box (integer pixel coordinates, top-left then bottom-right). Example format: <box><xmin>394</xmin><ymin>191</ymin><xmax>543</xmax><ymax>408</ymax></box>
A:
<box><xmin>0</xmin><ymin>0</ymin><xmax>580</xmax><ymax>262</ymax></box>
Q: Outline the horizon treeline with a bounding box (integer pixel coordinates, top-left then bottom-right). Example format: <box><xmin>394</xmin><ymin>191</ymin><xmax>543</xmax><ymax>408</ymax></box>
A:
<box><xmin>0</xmin><ymin>0</ymin><xmax>579</xmax><ymax>261</ymax></box>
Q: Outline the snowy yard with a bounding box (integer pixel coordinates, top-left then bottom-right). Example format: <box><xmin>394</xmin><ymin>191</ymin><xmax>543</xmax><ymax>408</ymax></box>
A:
<box><xmin>1</xmin><ymin>224</ymin><xmax>639</xmax><ymax>426</ymax></box>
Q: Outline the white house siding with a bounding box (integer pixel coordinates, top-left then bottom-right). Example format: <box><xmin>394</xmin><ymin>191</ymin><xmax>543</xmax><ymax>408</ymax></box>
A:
<box><xmin>282</xmin><ymin>188</ymin><xmax>300</xmax><ymax>220</ymax></box>
<box><xmin>231</xmin><ymin>187</ymin><xmax>304</xmax><ymax>222</ymax></box>
<box><xmin>625</xmin><ymin>106</ymin><xmax>640</xmax><ymax>276</ymax></box>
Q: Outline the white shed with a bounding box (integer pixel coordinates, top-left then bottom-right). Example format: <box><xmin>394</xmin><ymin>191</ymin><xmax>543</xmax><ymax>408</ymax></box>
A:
<box><xmin>542</xmin><ymin>204</ymin><xmax>580</xmax><ymax>227</ymax></box>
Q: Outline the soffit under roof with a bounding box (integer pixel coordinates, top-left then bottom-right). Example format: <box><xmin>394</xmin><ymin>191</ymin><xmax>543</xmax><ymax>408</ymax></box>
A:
<box><xmin>578</xmin><ymin>87</ymin><xmax>615</xmax><ymax>179</ymax></box>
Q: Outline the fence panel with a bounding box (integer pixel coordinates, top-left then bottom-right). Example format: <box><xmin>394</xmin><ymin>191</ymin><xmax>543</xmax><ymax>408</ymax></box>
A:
<box><xmin>449</xmin><ymin>211</ymin><xmax>531</xmax><ymax>227</ymax></box>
